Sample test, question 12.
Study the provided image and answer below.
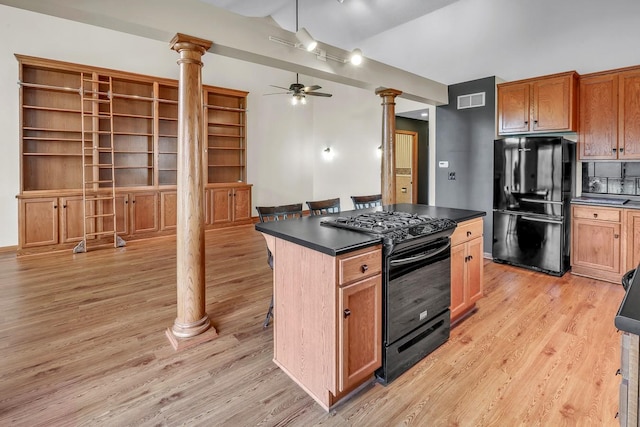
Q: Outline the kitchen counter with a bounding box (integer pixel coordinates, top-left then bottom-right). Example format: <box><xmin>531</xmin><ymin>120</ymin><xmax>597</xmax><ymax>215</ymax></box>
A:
<box><xmin>255</xmin><ymin>203</ymin><xmax>486</xmax><ymax>256</ymax></box>
<box><xmin>615</xmin><ymin>267</ymin><xmax>640</xmax><ymax>335</ymax></box>
<box><xmin>572</xmin><ymin>196</ymin><xmax>640</xmax><ymax>209</ymax></box>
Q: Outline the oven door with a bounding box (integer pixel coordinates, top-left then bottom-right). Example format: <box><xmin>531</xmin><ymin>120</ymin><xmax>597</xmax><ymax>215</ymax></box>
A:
<box><xmin>385</xmin><ymin>237</ymin><xmax>451</xmax><ymax>344</ymax></box>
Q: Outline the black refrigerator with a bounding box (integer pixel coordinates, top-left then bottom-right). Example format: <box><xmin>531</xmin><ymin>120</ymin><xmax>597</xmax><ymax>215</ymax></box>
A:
<box><xmin>493</xmin><ymin>137</ymin><xmax>575</xmax><ymax>276</ymax></box>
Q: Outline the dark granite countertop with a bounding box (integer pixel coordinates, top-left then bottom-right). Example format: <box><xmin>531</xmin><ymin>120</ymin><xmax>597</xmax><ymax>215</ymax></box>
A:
<box><xmin>255</xmin><ymin>203</ymin><xmax>486</xmax><ymax>256</ymax></box>
<box><xmin>615</xmin><ymin>267</ymin><xmax>640</xmax><ymax>335</ymax></box>
<box><xmin>572</xmin><ymin>196</ymin><xmax>640</xmax><ymax>209</ymax></box>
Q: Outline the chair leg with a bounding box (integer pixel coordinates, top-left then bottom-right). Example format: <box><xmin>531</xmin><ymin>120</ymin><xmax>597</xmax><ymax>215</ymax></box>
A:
<box><xmin>263</xmin><ymin>295</ymin><xmax>274</xmax><ymax>328</ymax></box>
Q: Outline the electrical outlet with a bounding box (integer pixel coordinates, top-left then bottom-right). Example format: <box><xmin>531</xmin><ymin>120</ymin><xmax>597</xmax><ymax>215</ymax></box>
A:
<box><xmin>448</xmin><ymin>172</ymin><xmax>456</xmax><ymax>180</ymax></box>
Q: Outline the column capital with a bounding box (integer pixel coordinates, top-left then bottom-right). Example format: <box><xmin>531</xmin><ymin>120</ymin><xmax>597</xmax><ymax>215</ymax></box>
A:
<box><xmin>375</xmin><ymin>88</ymin><xmax>403</xmax><ymax>99</ymax></box>
<box><xmin>170</xmin><ymin>33</ymin><xmax>212</xmax><ymax>55</ymax></box>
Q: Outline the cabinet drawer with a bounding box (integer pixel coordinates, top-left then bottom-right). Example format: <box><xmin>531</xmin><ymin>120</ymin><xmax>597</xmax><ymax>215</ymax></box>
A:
<box><xmin>450</xmin><ymin>218</ymin><xmax>483</xmax><ymax>246</ymax></box>
<box><xmin>572</xmin><ymin>206</ymin><xmax>620</xmax><ymax>222</ymax></box>
<box><xmin>338</xmin><ymin>247</ymin><xmax>382</xmax><ymax>285</ymax></box>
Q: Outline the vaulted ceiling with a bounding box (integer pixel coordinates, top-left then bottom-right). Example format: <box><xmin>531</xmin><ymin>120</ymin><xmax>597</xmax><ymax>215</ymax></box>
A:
<box><xmin>202</xmin><ymin>0</ymin><xmax>640</xmax><ymax>85</ymax></box>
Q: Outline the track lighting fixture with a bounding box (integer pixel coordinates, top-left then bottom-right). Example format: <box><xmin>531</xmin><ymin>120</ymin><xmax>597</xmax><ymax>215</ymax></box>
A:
<box><xmin>350</xmin><ymin>48</ymin><xmax>363</xmax><ymax>65</ymax></box>
<box><xmin>295</xmin><ymin>28</ymin><xmax>317</xmax><ymax>52</ymax></box>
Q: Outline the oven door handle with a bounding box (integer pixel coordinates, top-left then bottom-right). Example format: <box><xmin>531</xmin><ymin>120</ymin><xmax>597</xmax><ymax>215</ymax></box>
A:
<box><xmin>389</xmin><ymin>241</ymin><xmax>451</xmax><ymax>266</ymax></box>
<box><xmin>521</xmin><ymin>215</ymin><xmax>563</xmax><ymax>225</ymax></box>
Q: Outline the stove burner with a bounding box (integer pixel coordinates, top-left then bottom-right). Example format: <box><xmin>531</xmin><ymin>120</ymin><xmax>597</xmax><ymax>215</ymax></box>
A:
<box><xmin>322</xmin><ymin>211</ymin><xmax>457</xmax><ymax>248</ymax></box>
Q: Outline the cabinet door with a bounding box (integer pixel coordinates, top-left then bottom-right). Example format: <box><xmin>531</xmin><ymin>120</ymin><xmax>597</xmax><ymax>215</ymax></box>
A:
<box><xmin>100</xmin><ymin>194</ymin><xmax>129</xmax><ymax>236</ymax></box>
<box><xmin>59</xmin><ymin>196</ymin><xmax>90</xmax><ymax>243</ymax></box>
<box><xmin>572</xmin><ymin>219</ymin><xmax>621</xmax><ymax>273</ymax></box>
<box><xmin>627</xmin><ymin>210</ymin><xmax>640</xmax><ymax>270</ymax></box>
<box><xmin>131</xmin><ymin>192</ymin><xmax>158</xmax><ymax>234</ymax></box>
<box><xmin>498</xmin><ymin>82</ymin><xmax>530</xmax><ymax>134</ymax></box>
<box><xmin>232</xmin><ymin>187</ymin><xmax>251</xmax><ymax>222</ymax></box>
<box><xmin>467</xmin><ymin>237</ymin><xmax>484</xmax><ymax>305</ymax></box>
<box><xmin>20</xmin><ymin>198</ymin><xmax>58</xmax><ymax>247</ymax></box>
<box><xmin>450</xmin><ymin>243</ymin><xmax>467</xmax><ymax>320</ymax></box>
<box><xmin>338</xmin><ymin>275</ymin><xmax>382</xmax><ymax>392</ymax></box>
<box><xmin>532</xmin><ymin>75</ymin><xmax>574</xmax><ymax>132</ymax></box>
<box><xmin>619</xmin><ymin>70</ymin><xmax>640</xmax><ymax>160</ymax></box>
<box><xmin>210</xmin><ymin>188</ymin><xmax>232</xmax><ymax>224</ymax></box>
<box><xmin>579</xmin><ymin>74</ymin><xmax>618</xmax><ymax>160</ymax></box>
<box><xmin>160</xmin><ymin>191</ymin><xmax>177</xmax><ymax>231</ymax></box>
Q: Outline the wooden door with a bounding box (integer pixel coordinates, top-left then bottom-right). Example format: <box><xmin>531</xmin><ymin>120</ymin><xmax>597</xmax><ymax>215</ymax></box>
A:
<box><xmin>467</xmin><ymin>238</ymin><xmax>484</xmax><ymax>305</ymax></box>
<box><xmin>619</xmin><ymin>69</ymin><xmax>640</xmax><ymax>159</ymax></box>
<box><xmin>394</xmin><ymin>131</ymin><xmax>417</xmax><ymax>204</ymax></box>
<box><xmin>572</xmin><ymin>219</ymin><xmax>621</xmax><ymax>273</ymax></box>
<box><xmin>232</xmin><ymin>187</ymin><xmax>251</xmax><ymax>222</ymax></box>
<box><xmin>20</xmin><ymin>197</ymin><xmax>58</xmax><ymax>247</ymax></box>
<box><xmin>210</xmin><ymin>188</ymin><xmax>232</xmax><ymax>224</ymax></box>
<box><xmin>59</xmin><ymin>196</ymin><xmax>90</xmax><ymax>243</ymax></box>
<box><xmin>160</xmin><ymin>191</ymin><xmax>177</xmax><ymax>231</ymax></box>
<box><xmin>498</xmin><ymin>82</ymin><xmax>530</xmax><ymax>134</ymax></box>
<box><xmin>579</xmin><ymin>74</ymin><xmax>618</xmax><ymax>160</ymax></box>
<box><xmin>449</xmin><ymin>243</ymin><xmax>467</xmax><ymax>320</ymax></box>
<box><xmin>338</xmin><ymin>275</ymin><xmax>381</xmax><ymax>392</ymax></box>
<box><xmin>531</xmin><ymin>74</ymin><xmax>573</xmax><ymax>132</ymax></box>
<box><xmin>130</xmin><ymin>192</ymin><xmax>158</xmax><ymax>234</ymax></box>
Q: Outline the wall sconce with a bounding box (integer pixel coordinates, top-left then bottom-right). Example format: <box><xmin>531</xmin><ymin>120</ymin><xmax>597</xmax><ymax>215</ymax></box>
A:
<box><xmin>295</xmin><ymin>28</ymin><xmax>317</xmax><ymax>52</ymax></box>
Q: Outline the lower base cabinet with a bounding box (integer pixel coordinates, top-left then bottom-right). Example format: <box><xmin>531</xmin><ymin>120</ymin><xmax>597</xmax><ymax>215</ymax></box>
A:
<box><xmin>450</xmin><ymin>217</ymin><xmax>484</xmax><ymax>324</ymax></box>
<box><xmin>618</xmin><ymin>332</ymin><xmax>639</xmax><ymax>426</ymax></box>
<box><xmin>17</xmin><ymin>184</ymin><xmax>251</xmax><ymax>254</ymax></box>
<box><xmin>267</xmin><ymin>236</ymin><xmax>382</xmax><ymax>411</ymax></box>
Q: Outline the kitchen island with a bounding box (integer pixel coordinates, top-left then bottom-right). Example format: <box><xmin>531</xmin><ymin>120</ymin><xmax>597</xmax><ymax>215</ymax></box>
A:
<box><xmin>255</xmin><ymin>203</ymin><xmax>485</xmax><ymax>410</ymax></box>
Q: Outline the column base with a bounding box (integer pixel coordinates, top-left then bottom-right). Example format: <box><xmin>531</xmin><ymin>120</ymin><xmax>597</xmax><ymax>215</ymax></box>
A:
<box><xmin>166</xmin><ymin>325</ymin><xmax>218</xmax><ymax>351</ymax></box>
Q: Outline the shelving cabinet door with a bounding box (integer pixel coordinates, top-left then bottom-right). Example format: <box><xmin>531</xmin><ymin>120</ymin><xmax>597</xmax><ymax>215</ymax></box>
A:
<box><xmin>59</xmin><ymin>196</ymin><xmax>90</xmax><ymax>243</ymax></box>
<box><xmin>210</xmin><ymin>188</ymin><xmax>232</xmax><ymax>224</ymax></box>
<box><xmin>232</xmin><ymin>187</ymin><xmax>251</xmax><ymax>222</ymax></box>
<box><xmin>130</xmin><ymin>192</ymin><xmax>158</xmax><ymax>234</ymax></box>
<box><xmin>619</xmin><ymin>70</ymin><xmax>640</xmax><ymax>160</ymax></box>
<box><xmin>20</xmin><ymin>198</ymin><xmax>58</xmax><ymax>247</ymax></box>
<box><xmin>626</xmin><ymin>210</ymin><xmax>640</xmax><ymax>271</ymax></box>
<box><xmin>160</xmin><ymin>191</ymin><xmax>177</xmax><ymax>231</ymax></box>
<box><xmin>100</xmin><ymin>194</ymin><xmax>129</xmax><ymax>236</ymax></box>
<box><xmin>338</xmin><ymin>275</ymin><xmax>382</xmax><ymax>392</ymax></box>
<box><xmin>579</xmin><ymin>74</ymin><xmax>618</xmax><ymax>160</ymax></box>
<box><xmin>498</xmin><ymin>82</ymin><xmax>530</xmax><ymax>134</ymax></box>
<box><xmin>572</xmin><ymin>218</ymin><xmax>621</xmax><ymax>273</ymax></box>
<box><xmin>450</xmin><ymin>243</ymin><xmax>467</xmax><ymax>320</ymax></box>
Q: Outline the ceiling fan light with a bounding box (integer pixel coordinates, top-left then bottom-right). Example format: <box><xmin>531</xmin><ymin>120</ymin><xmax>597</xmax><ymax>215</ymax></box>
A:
<box><xmin>350</xmin><ymin>48</ymin><xmax>363</xmax><ymax>65</ymax></box>
<box><xmin>291</xmin><ymin>96</ymin><xmax>298</xmax><ymax>106</ymax></box>
<box><xmin>296</xmin><ymin>27</ymin><xmax>317</xmax><ymax>52</ymax></box>
<box><xmin>300</xmin><ymin>96</ymin><xmax>307</xmax><ymax>105</ymax></box>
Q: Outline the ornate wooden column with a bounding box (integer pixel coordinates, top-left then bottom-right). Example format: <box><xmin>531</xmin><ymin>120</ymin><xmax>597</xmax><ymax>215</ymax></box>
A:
<box><xmin>376</xmin><ymin>88</ymin><xmax>403</xmax><ymax>205</ymax></box>
<box><xmin>166</xmin><ymin>33</ymin><xmax>217</xmax><ymax>350</ymax></box>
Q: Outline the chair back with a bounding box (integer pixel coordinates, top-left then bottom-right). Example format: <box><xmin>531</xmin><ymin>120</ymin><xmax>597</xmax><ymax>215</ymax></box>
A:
<box><xmin>256</xmin><ymin>203</ymin><xmax>303</xmax><ymax>223</ymax></box>
<box><xmin>306</xmin><ymin>198</ymin><xmax>341</xmax><ymax>216</ymax></box>
<box><xmin>350</xmin><ymin>194</ymin><xmax>382</xmax><ymax>209</ymax></box>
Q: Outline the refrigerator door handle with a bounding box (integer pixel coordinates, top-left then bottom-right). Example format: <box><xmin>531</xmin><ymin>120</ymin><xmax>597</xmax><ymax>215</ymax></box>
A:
<box><xmin>521</xmin><ymin>215</ymin><xmax>564</xmax><ymax>225</ymax></box>
<box><xmin>519</xmin><ymin>198</ymin><xmax>563</xmax><ymax>205</ymax></box>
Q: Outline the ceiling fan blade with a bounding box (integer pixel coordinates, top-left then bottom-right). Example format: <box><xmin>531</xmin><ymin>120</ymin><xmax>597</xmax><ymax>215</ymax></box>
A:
<box><xmin>305</xmin><ymin>92</ymin><xmax>332</xmax><ymax>97</ymax></box>
<box><xmin>269</xmin><ymin>85</ymin><xmax>291</xmax><ymax>91</ymax></box>
<box><xmin>263</xmin><ymin>92</ymin><xmax>290</xmax><ymax>96</ymax></box>
<box><xmin>302</xmin><ymin>85</ymin><xmax>321</xmax><ymax>92</ymax></box>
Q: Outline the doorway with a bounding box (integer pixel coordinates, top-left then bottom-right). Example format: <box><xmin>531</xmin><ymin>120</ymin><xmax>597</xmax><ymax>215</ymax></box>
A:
<box><xmin>395</xmin><ymin>130</ymin><xmax>418</xmax><ymax>203</ymax></box>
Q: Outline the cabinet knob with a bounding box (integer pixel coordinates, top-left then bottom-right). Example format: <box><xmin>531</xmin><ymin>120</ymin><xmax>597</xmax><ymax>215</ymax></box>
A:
<box><xmin>343</xmin><ymin>309</ymin><xmax>351</xmax><ymax>319</ymax></box>
<box><xmin>466</xmin><ymin>231</ymin><xmax>472</xmax><ymax>237</ymax></box>
<box><xmin>593</xmin><ymin>213</ymin><xmax>598</xmax><ymax>218</ymax></box>
<box><xmin>63</xmin><ymin>205</ymin><xmax>67</xmax><ymax>208</ymax></box>
<box><xmin>469</xmin><ymin>255</ymin><xmax>473</xmax><ymax>261</ymax></box>
<box><xmin>620</xmin><ymin>147</ymin><xmax>624</xmax><ymax>153</ymax></box>
<box><xmin>615</xmin><ymin>234</ymin><xmax>619</xmax><ymax>239</ymax></box>
<box><xmin>361</xmin><ymin>264</ymin><xmax>368</xmax><ymax>273</ymax></box>
<box><xmin>534</xmin><ymin>120</ymin><xmax>538</xmax><ymax>124</ymax></box>
<box><xmin>616</xmin><ymin>368</ymin><xmax>621</xmax><ymax>376</ymax></box>
<box><xmin>613</xmin><ymin>148</ymin><xmax>617</xmax><ymax>153</ymax></box>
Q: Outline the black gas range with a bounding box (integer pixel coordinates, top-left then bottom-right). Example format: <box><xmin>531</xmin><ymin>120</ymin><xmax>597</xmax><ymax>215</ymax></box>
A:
<box><xmin>323</xmin><ymin>210</ymin><xmax>456</xmax><ymax>384</ymax></box>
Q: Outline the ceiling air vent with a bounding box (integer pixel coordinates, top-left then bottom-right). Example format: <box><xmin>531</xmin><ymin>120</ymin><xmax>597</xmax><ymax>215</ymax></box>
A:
<box><xmin>457</xmin><ymin>92</ymin><xmax>485</xmax><ymax>109</ymax></box>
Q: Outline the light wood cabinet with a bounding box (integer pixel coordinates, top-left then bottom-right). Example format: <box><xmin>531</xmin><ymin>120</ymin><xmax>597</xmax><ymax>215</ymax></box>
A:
<box><xmin>206</xmin><ymin>185</ymin><xmax>252</xmax><ymax>226</ymax></box>
<box><xmin>16</xmin><ymin>55</ymin><xmax>251</xmax><ymax>253</ymax></box>
<box><xmin>571</xmin><ymin>205</ymin><xmax>623</xmax><ymax>283</ymax></box>
<box><xmin>450</xmin><ymin>217</ymin><xmax>484</xmax><ymax>324</ymax></box>
<box><xmin>579</xmin><ymin>66</ymin><xmax>640</xmax><ymax>160</ymax></box>
<box><xmin>618</xmin><ymin>331</ymin><xmax>639</xmax><ymax>427</ymax></box>
<box><xmin>269</xmin><ymin>237</ymin><xmax>382</xmax><ymax>411</ymax></box>
<box><xmin>497</xmin><ymin>71</ymin><xmax>578</xmax><ymax>135</ymax></box>
<box><xmin>626</xmin><ymin>210</ymin><xmax>640</xmax><ymax>272</ymax></box>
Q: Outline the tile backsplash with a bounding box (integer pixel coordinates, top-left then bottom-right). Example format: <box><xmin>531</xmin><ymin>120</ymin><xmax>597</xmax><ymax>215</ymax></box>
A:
<box><xmin>583</xmin><ymin>162</ymin><xmax>640</xmax><ymax>195</ymax></box>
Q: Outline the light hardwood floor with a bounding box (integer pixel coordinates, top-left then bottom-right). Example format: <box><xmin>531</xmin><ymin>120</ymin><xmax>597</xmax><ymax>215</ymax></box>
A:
<box><xmin>0</xmin><ymin>225</ymin><xmax>625</xmax><ymax>426</ymax></box>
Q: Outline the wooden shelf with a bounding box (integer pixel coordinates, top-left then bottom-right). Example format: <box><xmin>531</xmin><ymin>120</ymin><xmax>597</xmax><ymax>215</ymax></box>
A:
<box><xmin>208</xmin><ymin>133</ymin><xmax>244</xmax><ymax>138</ymax></box>
<box><xmin>207</xmin><ymin>122</ymin><xmax>244</xmax><ymax>128</ymax></box>
<box><xmin>23</xmin><ymin>105</ymin><xmax>81</xmax><ymax>114</ymax></box>
<box><xmin>23</xmin><ymin>153</ymin><xmax>82</xmax><ymax>157</ymax></box>
<box><xmin>208</xmin><ymin>147</ymin><xmax>244</xmax><ymax>151</ymax></box>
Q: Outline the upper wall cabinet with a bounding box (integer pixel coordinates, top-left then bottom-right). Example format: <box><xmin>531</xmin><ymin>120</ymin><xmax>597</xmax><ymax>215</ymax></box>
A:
<box><xmin>497</xmin><ymin>71</ymin><xmax>578</xmax><ymax>135</ymax></box>
<box><xmin>579</xmin><ymin>66</ymin><xmax>640</xmax><ymax>160</ymax></box>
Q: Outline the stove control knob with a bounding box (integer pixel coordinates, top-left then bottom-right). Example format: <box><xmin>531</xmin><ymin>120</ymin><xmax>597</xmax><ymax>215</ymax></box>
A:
<box><xmin>344</xmin><ymin>309</ymin><xmax>351</xmax><ymax>318</ymax></box>
<box><xmin>361</xmin><ymin>264</ymin><xmax>369</xmax><ymax>273</ymax></box>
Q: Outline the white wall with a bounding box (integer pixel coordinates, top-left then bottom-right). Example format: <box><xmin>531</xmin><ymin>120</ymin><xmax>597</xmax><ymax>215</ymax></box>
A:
<box><xmin>0</xmin><ymin>5</ymin><xmax>388</xmax><ymax>247</ymax></box>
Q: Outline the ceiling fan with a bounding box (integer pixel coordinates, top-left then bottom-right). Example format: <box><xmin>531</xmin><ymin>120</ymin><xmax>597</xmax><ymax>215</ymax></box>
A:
<box><xmin>266</xmin><ymin>73</ymin><xmax>332</xmax><ymax>105</ymax></box>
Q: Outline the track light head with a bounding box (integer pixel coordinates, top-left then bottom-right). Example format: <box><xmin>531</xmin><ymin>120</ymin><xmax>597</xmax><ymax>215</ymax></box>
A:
<box><xmin>295</xmin><ymin>27</ymin><xmax>317</xmax><ymax>52</ymax></box>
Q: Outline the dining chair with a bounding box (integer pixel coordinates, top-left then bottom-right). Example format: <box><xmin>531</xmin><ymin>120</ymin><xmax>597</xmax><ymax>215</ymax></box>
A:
<box><xmin>350</xmin><ymin>194</ymin><xmax>382</xmax><ymax>209</ymax></box>
<box><xmin>255</xmin><ymin>203</ymin><xmax>303</xmax><ymax>328</ymax></box>
<box><xmin>306</xmin><ymin>197</ymin><xmax>341</xmax><ymax>216</ymax></box>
